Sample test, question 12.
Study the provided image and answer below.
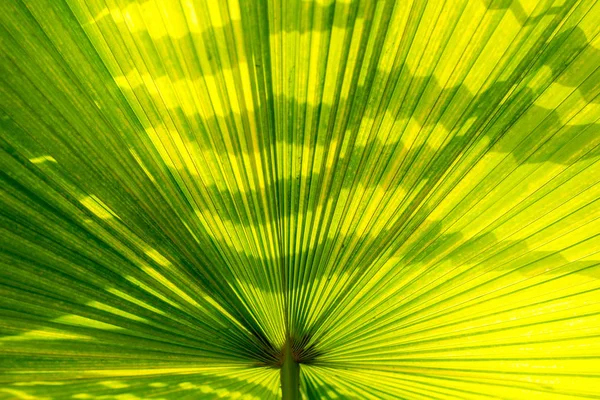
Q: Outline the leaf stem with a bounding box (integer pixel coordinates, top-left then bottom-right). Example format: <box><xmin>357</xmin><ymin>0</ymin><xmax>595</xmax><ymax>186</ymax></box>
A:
<box><xmin>281</xmin><ymin>336</ymin><xmax>300</xmax><ymax>400</ymax></box>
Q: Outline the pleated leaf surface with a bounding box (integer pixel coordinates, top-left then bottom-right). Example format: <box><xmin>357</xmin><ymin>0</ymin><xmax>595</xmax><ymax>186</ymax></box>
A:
<box><xmin>1</xmin><ymin>0</ymin><xmax>599</xmax><ymax>398</ymax></box>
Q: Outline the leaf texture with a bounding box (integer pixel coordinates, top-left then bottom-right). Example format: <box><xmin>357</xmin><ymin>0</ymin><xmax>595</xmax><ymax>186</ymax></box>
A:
<box><xmin>1</xmin><ymin>0</ymin><xmax>599</xmax><ymax>398</ymax></box>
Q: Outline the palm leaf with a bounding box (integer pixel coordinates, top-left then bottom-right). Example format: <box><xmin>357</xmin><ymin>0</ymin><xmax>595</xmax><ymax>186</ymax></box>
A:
<box><xmin>1</xmin><ymin>0</ymin><xmax>599</xmax><ymax>398</ymax></box>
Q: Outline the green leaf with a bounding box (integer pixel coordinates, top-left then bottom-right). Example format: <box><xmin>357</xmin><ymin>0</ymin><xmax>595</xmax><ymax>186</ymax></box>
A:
<box><xmin>1</xmin><ymin>0</ymin><xmax>599</xmax><ymax>398</ymax></box>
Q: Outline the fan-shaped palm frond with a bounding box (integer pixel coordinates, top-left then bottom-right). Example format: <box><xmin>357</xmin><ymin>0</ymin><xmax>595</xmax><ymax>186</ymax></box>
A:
<box><xmin>1</xmin><ymin>0</ymin><xmax>599</xmax><ymax>399</ymax></box>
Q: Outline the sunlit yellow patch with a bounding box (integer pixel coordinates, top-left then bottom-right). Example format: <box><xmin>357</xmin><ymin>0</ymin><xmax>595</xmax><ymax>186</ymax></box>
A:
<box><xmin>183</xmin><ymin>0</ymin><xmax>201</xmax><ymax>33</ymax></box>
<box><xmin>568</xmin><ymin>102</ymin><xmax>600</xmax><ymax>125</ymax></box>
<box><xmin>114</xmin><ymin>394</ymin><xmax>141</xmax><ymax>400</ymax></box>
<box><xmin>72</xmin><ymin>367</ymin><xmax>229</xmax><ymax>378</ymax></box>
<box><xmin>0</xmin><ymin>389</ymin><xmax>45</xmax><ymax>400</ymax></box>
<box><xmin>124</xmin><ymin>275</ymin><xmax>182</xmax><ymax>311</ymax></box>
<box><xmin>100</xmin><ymin>381</ymin><xmax>130</xmax><ymax>389</ymax></box>
<box><xmin>140</xmin><ymin>266</ymin><xmax>211</xmax><ymax>314</ymax></box>
<box><xmin>199</xmin><ymin>385</ymin><xmax>212</xmax><ymax>393</ymax></box>
<box><xmin>106</xmin><ymin>287</ymin><xmax>166</xmax><ymax>316</ymax></box>
<box><xmin>89</xmin><ymin>7</ymin><xmax>110</xmax><ymax>24</ymax></box>
<box><xmin>0</xmin><ymin>329</ymin><xmax>91</xmax><ymax>342</ymax></box>
<box><xmin>80</xmin><ymin>195</ymin><xmax>120</xmax><ymax>220</ymax></box>
<box><xmin>72</xmin><ymin>394</ymin><xmax>93</xmax><ymax>399</ymax></box>
<box><xmin>128</xmin><ymin>148</ymin><xmax>156</xmax><ymax>183</ymax></box>
<box><xmin>29</xmin><ymin>155</ymin><xmax>57</xmax><ymax>164</ymax></box>
<box><xmin>53</xmin><ymin>314</ymin><xmax>123</xmax><ymax>331</ymax></box>
<box><xmin>13</xmin><ymin>381</ymin><xmax>65</xmax><ymax>386</ymax></box>
<box><xmin>178</xmin><ymin>382</ymin><xmax>197</xmax><ymax>389</ymax></box>
<box><xmin>534</xmin><ymin>69</ymin><xmax>576</xmax><ymax>109</ymax></box>
<box><xmin>87</xmin><ymin>301</ymin><xmax>148</xmax><ymax>323</ymax></box>
<box><xmin>401</xmin><ymin>117</ymin><xmax>424</xmax><ymax>148</ymax></box>
<box><xmin>145</xmin><ymin>248</ymin><xmax>171</xmax><ymax>267</ymax></box>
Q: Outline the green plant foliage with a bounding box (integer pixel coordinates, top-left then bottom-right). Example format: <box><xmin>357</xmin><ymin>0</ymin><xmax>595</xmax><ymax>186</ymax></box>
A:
<box><xmin>1</xmin><ymin>0</ymin><xmax>599</xmax><ymax>398</ymax></box>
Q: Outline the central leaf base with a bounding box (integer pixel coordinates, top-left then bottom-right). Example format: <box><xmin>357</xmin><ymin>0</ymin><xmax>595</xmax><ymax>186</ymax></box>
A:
<box><xmin>280</xmin><ymin>337</ymin><xmax>300</xmax><ymax>400</ymax></box>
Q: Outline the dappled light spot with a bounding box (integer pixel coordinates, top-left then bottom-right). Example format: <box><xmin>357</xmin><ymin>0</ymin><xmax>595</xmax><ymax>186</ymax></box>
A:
<box><xmin>128</xmin><ymin>149</ymin><xmax>156</xmax><ymax>183</ymax></box>
<box><xmin>0</xmin><ymin>328</ymin><xmax>91</xmax><ymax>342</ymax></box>
<box><xmin>87</xmin><ymin>301</ymin><xmax>148</xmax><ymax>323</ymax></box>
<box><xmin>105</xmin><ymin>287</ymin><xmax>167</xmax><ymax>316</ymax></box>
<box><xmin>80</xmin><ymin>195</ymin><xmax>120</xmax><ymax>220</ymax></box>
<box><xmin>113</xmin><ymin>394</ymin><xmax>141</xmax><ymax>400</ymax></box>
<box><xmin>178</xmin><ymin>382</ymin><xmax>197</xmax><ymax>389</ymax></box>
<box><xmin>214</xmin><ymin>388</ymin><xmax>230</xmax><ymax>397</ymax></box>
<box><xmin>139</xmin><ymin>266</ymin><xmax>202</xmax><ymax>310</ymax></box>
<box><xmin>29</xmin><ymin>155</ymin><xmax>57</xmax><ymax>164</ymax></box>
<box><xmin>199</xmin><ymin>384</ymin><xmax>212</xmax><ymax>393</ymax></box>
<box><xmin>53</xmin><ymin>314</ymin><xmax>124</xmax><ymax>331</ymax></box>
<box><xmin>0</xmin><ymin>389</ymin><xmax>45</xmax><ymax>400</ymax></box>
<box><xmin>13</xmin><ymin>382</ymin><xmax>65</xmax><ymax>386</ymax></box>
<box><xmin>124</xmin><ymin>275</ymin><xmax>183</xmax><ymax>311</ymax></box>
<box><xmin>144</xmin><ymin>249</ymin><xmax>171</xmax><ymax>267</ymax></box>
<box><xmin>100</xmin><ymin>381</ymin><xmax>130</xmax><ymax>389</ymax></box>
